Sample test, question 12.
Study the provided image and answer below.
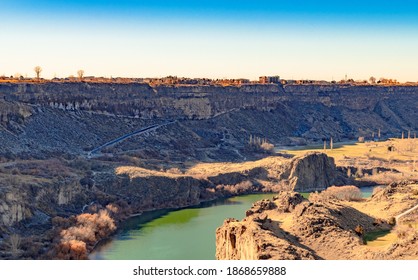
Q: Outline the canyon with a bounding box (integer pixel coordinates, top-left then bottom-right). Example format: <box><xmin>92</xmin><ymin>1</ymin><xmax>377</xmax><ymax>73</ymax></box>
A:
<box><xmin>0</xmin><ymin>82</ymin><xmax>417</xmax><ymax>259</ymax></box>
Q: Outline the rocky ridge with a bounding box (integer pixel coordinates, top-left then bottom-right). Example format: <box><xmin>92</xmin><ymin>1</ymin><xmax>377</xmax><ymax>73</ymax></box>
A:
<box><xmin>216</xmin><ymin>182</ymin><xmax>418</xmax><ymax>260</ymax></box>
<box><xmin>0</xmin><ymin>151</ymin><xmax>346</xmax><ymax>259</ymax></box>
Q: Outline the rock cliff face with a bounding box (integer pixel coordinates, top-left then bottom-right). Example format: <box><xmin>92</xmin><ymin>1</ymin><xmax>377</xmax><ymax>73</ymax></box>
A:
<box><xmin>93</xmin><ymin>165</ymin><xmax>272</xmax><ymax>213</ymax></box>
<box><xmin>216</xmin><ymin>217</ymin><xmax>317</xmax><ymax>260</ymax></box>
<box><xmin>216</xmin><ymin>193</ymin><xmax>318</xmax><ymax>260</ymax></box>
<box><xmin>0</xmin><ymin>150</ymin><xmax>345</xmax><ymax>231</ymax></box>
<box><xmin>216</xmin><ymin>183</ymin><xmax>418</xmax><ymax>260</ymax></box>
<box><xmin>0</xmin><ymin>83</ymin><xmax>417</xmax><ymax>160</ymax></box>
<box><xmin>280</xmin><ymin>152</ymin><xmax>347</xmax><ymax>192</ymax></box>
<box><xmin>0</xmin><ymin>82</ymin><xmax>417</xmax><ymax>259</ymax></box>
<box><xmin>215</xmin><ymin>191</ymin><xmax>381</xmax><ymax>260</ymax></box>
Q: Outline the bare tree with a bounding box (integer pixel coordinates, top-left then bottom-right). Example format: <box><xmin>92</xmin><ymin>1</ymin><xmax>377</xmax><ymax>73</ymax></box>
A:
<box><xmin>369</xmin><ymin>76</ymin><xmax>376</xmax><ymax>84</ymax></box>
<box><xmin>34</xmin><ymin>66</ymin><xmax>42</xmax><ymax>79</ymax></box>
<box><xmin>9</xmin><ymin>234</ymin><xmax>21</xmax><ymax>258</ymax></box>
<box><xmin>77</xmin><ymin>69</ymin><xmax>84</xmax><ymax>80</ymax></box>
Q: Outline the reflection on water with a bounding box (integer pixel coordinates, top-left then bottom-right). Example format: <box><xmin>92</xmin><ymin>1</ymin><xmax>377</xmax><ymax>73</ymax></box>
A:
<box><xmin>90</xmin><ymin>187</ymin><xmax>377</xmax><ymax>260</ymax></box>
<box><xmin>89</xmin><ymin>193</ymin><xmax>275</xmax><ymax>260</ymax></box>
<box><xmin>361</xmin><ymin>186</ymin><xmax>380</xmax><ymax>198</ymax></box>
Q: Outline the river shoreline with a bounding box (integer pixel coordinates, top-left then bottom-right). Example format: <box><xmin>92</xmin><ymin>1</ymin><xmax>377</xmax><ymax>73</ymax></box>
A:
<box><xmin>89</xmin><ymin>186</ymin><xmax>378</xmax><ymax>260</ymax></box>
<box><xmin>89</xmin><ymin>192</ymin><xmax>278</xmax><ymax>260</ymax></box>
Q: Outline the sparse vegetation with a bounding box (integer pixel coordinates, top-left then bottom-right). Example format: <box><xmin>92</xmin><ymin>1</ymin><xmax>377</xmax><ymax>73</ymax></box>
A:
<box><xmin>354</xmin><ymin>225</ymin><xmax>364</xmax><ymax>236</ymax></box>
<box><xmin>77</xmin><ymin>69</ymin><xmax>84</xmax><ymax>80</ymax></box>
<box><xmin>167</xmin><ymin>167</ymin><xmax>183</xmax><ymax>174</ymax></box>
<box><xmin>246</xmin><ymin>135</ymin><xmax>274</xmax><ymax>154</ymax></box>
<box><xmin>9</xmin><ymin>234</ymin><xmax>21</xmax><ymax>258</ymax></box>
<box><xmin>388</xmin><ymin>217</ymin><xmax>396</xmax><ymax>226</ymax></box>
<box><xmin>316</xmin><ymin>186</ymin><xmax>363</xmax><ymax>201</ymax></box>
<box><xmin>34</xmin><ymin>66</ymin><xmax>42</xmax><ymax>80</ymax></box>
<box><xmin>54</xmin><ymin>208</ymin><xmax>117</xmax><ymax>259</ymax></box>
<box><xmin>0</xmin><ymin>77</ymin><xmax>417</xmax><ymax>261</ymax></box>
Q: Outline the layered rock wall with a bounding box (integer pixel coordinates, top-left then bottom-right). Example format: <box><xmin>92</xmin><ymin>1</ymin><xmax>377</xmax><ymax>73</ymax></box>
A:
<box><xmin>0</xmin><ymin>83</ymin><xmax>417</xmax><ymax>158</ymax></box>
<box><xmin>280</xmin><ymin>152</ymin><xmax>347</xmax><ymax>192</ymax></box>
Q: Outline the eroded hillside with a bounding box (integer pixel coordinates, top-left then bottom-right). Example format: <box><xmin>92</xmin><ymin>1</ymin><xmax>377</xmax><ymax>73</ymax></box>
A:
<box><xmin>0</xmin><ymin>82</ymin><xmax>417</xmax><ymax>259</ymax></box>
<box><xmin>0</xmin><ymin>83</ymin><xmax>417</xmax><ymax>161</ymax></box>
<box><xmin>216</xmin><ymin>182</ymin><xmax>418</xmax><ymax>260</ymax></box>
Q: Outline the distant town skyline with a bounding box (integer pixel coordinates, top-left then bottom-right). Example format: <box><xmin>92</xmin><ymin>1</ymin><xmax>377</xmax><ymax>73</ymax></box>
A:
<box><xmin>2</xmin><ymin>1</ymin><xmax>418</xmax><ymax>82</ymax></box>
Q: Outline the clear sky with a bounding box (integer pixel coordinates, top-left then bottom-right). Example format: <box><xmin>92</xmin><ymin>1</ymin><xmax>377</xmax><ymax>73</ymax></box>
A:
<box><xmin>1</xmin><ymin>0</ymin><xmax>418</xmax><ymax>81</ymax></box>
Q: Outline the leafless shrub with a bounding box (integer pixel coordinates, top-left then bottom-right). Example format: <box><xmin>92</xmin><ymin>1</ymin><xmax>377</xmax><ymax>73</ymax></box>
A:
<box><xmin>246</xmin><ymin>135</ymin><xmax>274</xmax><ymax>154</ymax></box>
<box><xmin>216</xmin><ymin>180</ymin><xmax>258</xmax><ymax>195</ymax></box>
<box><xmin>167</xmin><ymin>167</ymin><xmax>183</xmax><ymax>174</ymax></box>
<box><xmin>9</xmin><ymin>234</ymin><xmax>21</xmax><ymax>258</ymax></box>
<box><xmin>106</xmin><ymin>204</ymin><xmax>119</xmax><ymax>214</ymax></box>
<box><xmin>388</xmin><ymin>217</ymin><xmax>396</xmax><ymax>226</ymax></box>
<box><xmin>260</xmin><ymin>142</ymin><xmax>275</xmax><ymax>153</ymax></box>
<box><xmin>354</xmin><ymin>225</ymin><xmax>364</xmax><ymax>236</ymax></box>
<box><xmin>56</xmin><ymin>239</ymin><xmax>87</xmax><ymax>260</ymax></box>
<box><xmin>56</xmin><ymin>209</ymin><xmax>116</xmax><ymax>259</ymax></box>
<box><xmin>318</xmin><ymin>185</ymin><xmax>363</xmax><ymax>201</ymax></box>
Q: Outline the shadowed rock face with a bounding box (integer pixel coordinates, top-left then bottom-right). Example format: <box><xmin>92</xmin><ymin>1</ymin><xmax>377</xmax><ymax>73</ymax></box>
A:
<box><xmin>215</xmin><ymin>217</ymin><xmax>318</xmax><ymax>260</ymax></box>
<box><xmin>0</xmin><ymin>83</ymin><xmax>417</xmax><ymax>160</ymax></box>
<box><xmin>215</xmin><ymin>191</ymin><xmax>388</xmax><ymax>260</ymax></box>
<box><xmin>216</xmin><ymin>182</ymin><xmax>418</xmax><ymax>260</ymax></box>
<box><xmin>281</xmin><ymin>152</ymin><xmax>347</xmax><ymax>192</ymax></box>
<box><xmin>216</xmin><ymin>192</ymin><xmax>319</xmax><ymax>260</ymax></box>
<box><xmin>287</xmin><ymin>153</ymin><xmax>343</xmax><ymax>192</ymax></box>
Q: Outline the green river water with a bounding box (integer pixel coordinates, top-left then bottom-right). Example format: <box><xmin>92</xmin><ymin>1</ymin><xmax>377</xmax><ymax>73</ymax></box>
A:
<box><xmin>89</xmin><ymin>188</ymin><xmax>375</xmax><ymax>260</ymax></box>
<box><xmin>89</xmin><ymin>193</ymin><xmax>275</xmax><ymax>260</ymax></box>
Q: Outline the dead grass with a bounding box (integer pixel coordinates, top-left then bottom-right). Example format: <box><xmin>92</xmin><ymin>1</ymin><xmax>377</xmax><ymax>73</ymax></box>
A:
<box><xmin>281</xmin><ymin>138</ymin><xmax>417</xmax><ymax>163</ymax></box>
<box><xmin>116</xmin><ymin>156</ymin><xmax>287</xmax><ymax>180</ymax></box>
<box><xmin>310</xmin><ymin>185</ymin><xmax>363</xmax><ymax>202</ymax></box>
<box><xmin>281</xmin><ymin>138</ymin><xmax>418</xmax><ymax>182</ymax></box>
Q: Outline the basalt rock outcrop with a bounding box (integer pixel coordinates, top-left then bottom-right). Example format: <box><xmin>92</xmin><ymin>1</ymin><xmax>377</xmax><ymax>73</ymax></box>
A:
<box><xmin>1</xmin><ymin>82</ymin><xmax>417</xmax><ymax>259</ymax></box>
<box><xmin>280</xmin><ymin>152</ymin><xmax>348</xmax><ymax>192</ymax></box>
<box><xmin>93</xmin><ymin>166</ymin><xmax>272</xmax><ymax>214</ymax></box>
<box><xmin>0</xmin><ymin>83</ymin><xmax>417</xmax><ymax>160</ymax></box>
<box><xmin>215</xmin><ymin>191</ymin><xmax>383</xmax><ymax>260</ymax></box>
<box><xmin>216</xmin><ymin>217</ymin><xmax>318</xmax><ymax>260</ymax></box>
<box><xmin>215</xmin><ymin>192</ymin><xmax>320</xmax><ymax>260</ymax></box>
<box><xmin>91</xmin><ymin>153</ymin><xmax>344</xmax><ymax>213</ymax></box>
<box><xmin>216</xmin><ymin>183</ymin><xmax>418</xmax><ymax>260</ymax></box>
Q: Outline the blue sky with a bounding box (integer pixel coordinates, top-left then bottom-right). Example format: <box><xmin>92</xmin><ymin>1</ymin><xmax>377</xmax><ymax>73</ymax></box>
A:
<box><xmin>1</xmin><ymin>1</ymin><xmax>418</xmax><ymax>81</ymax></box>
